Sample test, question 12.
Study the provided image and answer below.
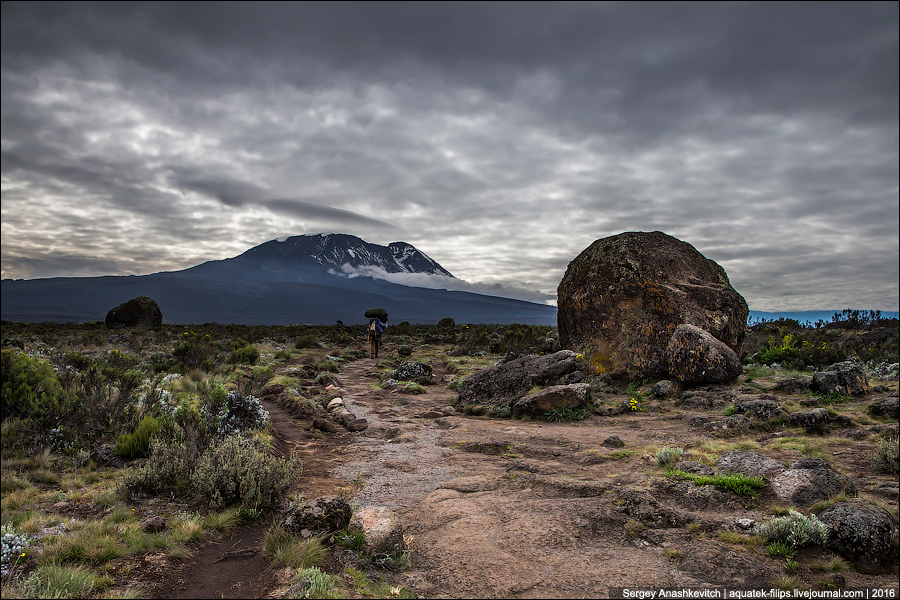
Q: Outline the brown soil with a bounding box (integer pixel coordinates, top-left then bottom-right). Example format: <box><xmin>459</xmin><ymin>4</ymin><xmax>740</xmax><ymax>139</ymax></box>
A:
<box><xmin>143</xmin><ymin>351</ymin><xmax>899</xmax><ymax>599</ymax></box>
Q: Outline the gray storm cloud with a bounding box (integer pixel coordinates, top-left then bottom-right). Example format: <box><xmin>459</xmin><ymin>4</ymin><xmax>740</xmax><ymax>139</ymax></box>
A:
<box><xmin>1</xmin><ymin>2</ymin><xmax>897</xmax><ymax>311</ymax></box>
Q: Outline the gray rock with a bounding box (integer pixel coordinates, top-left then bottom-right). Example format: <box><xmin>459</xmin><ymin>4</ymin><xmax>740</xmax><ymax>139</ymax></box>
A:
<box><xmin>769</xmin><ymin>458</ymin><xmax>857</xmax><ymax>507</ymax></box>
<box><xmin>346</xmin><ymin>418</ymin><xmax>368</xmax><ymax>432</ymax></box>
<box><xmin>398</xmin><ymin>345</ymin><xmax>413</xmax><ymax>357</ymax></box>
<box><xmin>513</xmin><ymin>383</ymin><xmax>591</xmax><ymax>418</ymax></box>
<box><xmin>601</xmin><ymin>435</ymin><xmax>624</xmax><ymax>448</ymax></box>
<box><xmin>141</xmin><ymin>515</ymin><xmax>166</xmax><ymax>533</ymax></box>
<box><xmin>789</xmin><ymin>408</ymin><xmax>829</xmax><ymax>431</ymax></box>
<box><xmin>812</xmin><ymin>362</ymin><xmax>869</xmax><ymax>396</ymax></box>
<box><xmin>715</xmin><ymin>451</ymin><xmax>786</xmax><ymax>478</ymax></box>
<box><xmin>776</xmin><ymin>377</ymin><xmax>810</xmax><ymax>394</ymax></box>
<box><xmin>665</xmin><ymin>324</ymin><xmax>743</xmax><ymax>384</ymax></box>
<box><xmin>737</xmin><ymin>397</ymin><xmax>787</xmax><ymax>419</ymax></box>
<box><xmin>282</xmin><ymin>495</ymin><xmax>352</xmax><ymax>536</ymax></box>
<box><xmin>652</xmin><ymin>380</ymin><xmax>677</xmax><ymax>397</ymax></box>
<box><xmin>867</xmin><ymin>396</ymin><xmax>899</xmax><ymax>420</ymax></box>
<box><xmin>672</xmin><ymin>461</ymin><xmax>714</xmax><ymax>476</ymax></box>
<box><xmin>818</xmin><ymin>499</ymin><xmax>898</xmax><ymax>574</ymax></box>
<box><xmin>349</xmin><ymin>506</ymin><xmax>404</xmax><ymax>554</ymax></box>
<box><xmin>458</xmin><ymin>350</ymin><xmax>579</xmax><ymax>407</ymax></box>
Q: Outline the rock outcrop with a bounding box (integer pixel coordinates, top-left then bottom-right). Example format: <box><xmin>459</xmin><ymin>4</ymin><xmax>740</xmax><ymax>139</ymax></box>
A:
<box><xmin>105</xmin><ymin>296</ymin><xmax>163</xmax><ymax>330</ymax></box>
<box><xmin>457</xmin><ymin>350</ymin><xmax>579</xmax><ymax>407</ymax></box>
<box><xmin>557</xmin><ymin>231</ymin><xmax>748</xmax><ymax>379</ymax></box>
<box><xmin>769</xmin><ymin>458</ymin><xmax>858</xmax><ymax>507</ymax></box>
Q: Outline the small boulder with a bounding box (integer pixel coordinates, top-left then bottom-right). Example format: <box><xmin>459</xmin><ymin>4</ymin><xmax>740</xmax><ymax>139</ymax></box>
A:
<box><xmin>105</xmin><ymin>296</ymin><xmax>163</xmax><ymax>330</ymax></box>
<box><xmin>652</xmin><ymin>380</ymin><xmax>677</xmax><ymax>397</ymax></box>
<box><xmin>776</xmin><ymin>378</ymin><xmax>810</xmax><ymax>394</ymax></box>
<box><xmin>458</xmin><ymin>350</ymin><xmax>579</xmax><ymax>408</ymax></box>
<box><xmin>811</xmin><ymin>362</ymin><xmax>869</xmax><ymax>396</ymax></box>
<box><xmin>141</xmin><ymin>515</ymin><xmax>167</xmax><ymax>533</ymax></box>
<box><xmin>715</xmin><ymin>451</ymin><xmax>786</xmax><ymax>479</ymax></box>
<box><xmin>867</xmin><ymin>396</ymin><xmax>899</xmax><ymax>420</ymax></box>
<box><xmin>818</xmin><ymin>499</ymin><xmax>898</xmax><ymax>574</ymax></box>
<box><xmin>346</xmin><ymin>418</ymin><xmax>369</xmax><ymax>432</ymax></box>
<box><xmin>513</xmin><ymin>383</ymin><xmax>591</xmax><ymax>418</ymax></box>
<box><xmin>282</xmin><ymin>496</ymin><xmax>352</xmax><ymax>537</ymax></box>
<box><xmin>391</xmin><ymin>361</ymin><xmax>432</xmax><ymax>381</ymax></box>
<box><xmin>789</xmin><ymin>408</ymin><xmax>829</xmax><ymax>432</ymax></box>
<box><xmin>601</xmin><ymin>435</ymin><xmax>624</xmax><ymax>448</ymax></box>
<box><xmin>398</xmin><ymin>345</ymin><xmax>413</xmax><ymax>357</ymax></box>
<box><xmin>312</xmin><ymin>417</ymin><xmax>340</xmax><ymax>433</ymax></box>
<box><xmin>737</xmin><ymin>397</ymin><xmax>787</xmax><ymax>420</ymax></box>
<box><xmin>349</xmin><ymin>506</ymin><xmax>404</xmax><ymax>554</ymax></box>
<box><xmin>665</xmin><ymin>324</ymin><xmax>743</xmax><ymax>384</ymax></box>
<box><xmin>769</xmin><ymin>458</ymin><xmax>857</xmax><ymax>507</ymax></box>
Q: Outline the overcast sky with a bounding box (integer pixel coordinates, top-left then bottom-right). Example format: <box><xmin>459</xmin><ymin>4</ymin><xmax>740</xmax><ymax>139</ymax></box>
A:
<box><xmin>2</xmin><ymin>2</ymin><xmax>898</xmax><ymax>311</ymax></box>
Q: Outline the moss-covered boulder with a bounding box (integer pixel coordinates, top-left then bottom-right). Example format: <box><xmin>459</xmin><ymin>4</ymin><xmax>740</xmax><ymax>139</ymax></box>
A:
<box><xmin>557</xmin><ymin>231</ymin><xmax>747</xmax><ymax>379</ymax></box>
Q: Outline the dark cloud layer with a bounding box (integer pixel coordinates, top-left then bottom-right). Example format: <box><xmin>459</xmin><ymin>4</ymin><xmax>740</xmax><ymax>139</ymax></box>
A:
<box><xmin>2</xmin><ymin>2</ymin><xmax>897</xmax><ymax>310</ymax></box>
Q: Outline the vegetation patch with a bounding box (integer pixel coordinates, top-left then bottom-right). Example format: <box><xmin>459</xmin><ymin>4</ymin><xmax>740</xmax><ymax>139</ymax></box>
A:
<box><xmin>665</xmin><ymin>469</ymin><xmax>767</xmax><ymax>498</ymax></box>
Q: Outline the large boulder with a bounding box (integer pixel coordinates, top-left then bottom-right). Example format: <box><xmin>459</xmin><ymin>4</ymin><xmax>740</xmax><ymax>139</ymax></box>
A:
<box><xmin>811</xmin><ymin>362</ymin><xmax>869</xmax><ymax>396</ymax></box>
<box><xmin>105</xmin><ymin>296</ymin><xmax>163</xmax><ymax>330</ymax></box>
<box><xmin>557</xmin><ymin>231</ymin><xmax>748</xmax><ymax>379</ymax></box>
<box><xmin>665</xmin><ymin>324</ymin><xmax>743</xmax><ymax>383</ymax></box>
<box><xmin>818</xmin><ymin>499</ymin><xmax>898</xmax><ymax>574</ymax></box>
<box><xmin>457</xmin><ymin>350</ymin><xmax>579</xmax><ymax>407</ymax></box>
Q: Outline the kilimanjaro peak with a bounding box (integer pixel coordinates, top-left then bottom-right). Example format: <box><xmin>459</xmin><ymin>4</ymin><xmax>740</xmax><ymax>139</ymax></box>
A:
<box><xmin>238</xmin><ymin>233</ymin><xmax>455</xmax><ymax>278</ymax></box>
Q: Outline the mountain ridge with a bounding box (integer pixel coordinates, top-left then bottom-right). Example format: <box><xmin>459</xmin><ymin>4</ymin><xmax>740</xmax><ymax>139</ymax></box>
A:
<box><xmin>1</xmin><ymin>234</ymin><xmax>556</xmax><ymax>325</ymax></box>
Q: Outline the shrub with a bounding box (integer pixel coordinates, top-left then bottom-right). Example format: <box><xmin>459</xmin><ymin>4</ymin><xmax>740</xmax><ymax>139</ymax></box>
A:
<box><xmin>115</xmin><ymin>415</ymin><xmax>159</xmax><ymax>460</ymax></box>
<box><xmin>295</xmin><ymin>335</ymin><xmax>319</xmax><ymax>349</ymax></box>
<box><xmin>229</xmin><ymin>346</ymin><xmax>260</xmax><ymax>365</ymax></box>
<box><xmin>201</xmin><ymin>388</ymin><xmax>269</xmax><ymax>436</ymax></box>
<box><xmin>1</xmin><ymin>349</ymin><xmax>73</xmax><ymax>430</ymax></box>
<box><xmin>754</xmin><ymin>508</ymin><xmax>829</xmax><ymax>549</ymax></box>
<box><xmin>294</xmin><ymin>566</ymin><xmax>341</xmax><ymax>599</ymax></box>
<box><xmin>666</xmin><ymin>469</ymin><xmax>767</xmax><ymax>498</ymax></box>
<box><xmin>655</xmin><ymin>446</ymin><xmax>684</xmax><ymax>467</ymax></box>
<box><xmin>118</xmin><ymin>433</ymin><xmax>202</xmax><ymax>497</ymax></box>
<box><xmin>871</xmin><ymin>436</ymin><xmax>899</xmax><ymax>475</ymax></box>
<box><xmin>190</xmin><ymin>436</ymin><xmax>303</xmax><ymax>511</ymax></box>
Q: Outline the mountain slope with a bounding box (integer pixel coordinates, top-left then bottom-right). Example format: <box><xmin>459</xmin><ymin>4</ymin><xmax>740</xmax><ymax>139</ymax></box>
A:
<box><xmin>1</xmin><ymin>234</ymin><xmax>556</xmax><ymax>325</ymax></box>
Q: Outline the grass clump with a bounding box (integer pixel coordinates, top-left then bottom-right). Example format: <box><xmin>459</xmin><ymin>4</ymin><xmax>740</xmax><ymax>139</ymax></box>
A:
<box><xmin>654</xmin><ymin>446</ymin><xmax>683</xmax><ymax>467</ymax></box>
<box><xmin>264</xmin><ymin>524</ymin><xmax>326</xmax><ymax>569</ymax></box>
<box><xmin>665</xmin><ymin>469</ymin><xmax>767</xmax><ymax>498</ymax></box>
<box><xmin>871</xmin><ymin>436</ymin><xmax>899</xmax><ymax>475</ymax></box>
<box><xmin>754</xmin><ymin>508</ymin><xmax>829</xmax><ymax>550</ymax></box>
<box><xmin>115</xmin><ymin>415</ymin><xmax>159</xmax><ymax>460</ymax></box>
<box><xmin>545</xmin><ymin>407</ymin><xmax>587</xmax><ymax>422</ymax></box>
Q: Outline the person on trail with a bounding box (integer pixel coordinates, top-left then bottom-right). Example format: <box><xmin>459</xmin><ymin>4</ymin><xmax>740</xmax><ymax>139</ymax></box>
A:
<box><xmin>368</xmin><ymin>317</ymin><xmax>384</xmax><ymax>358</ymax></box>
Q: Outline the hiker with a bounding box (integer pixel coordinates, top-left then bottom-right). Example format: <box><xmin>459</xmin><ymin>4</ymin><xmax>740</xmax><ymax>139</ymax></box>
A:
<box><xmin>368</xmin><ymin>317</ymin><xmax>384</xmax><ymax>358</ymax></box>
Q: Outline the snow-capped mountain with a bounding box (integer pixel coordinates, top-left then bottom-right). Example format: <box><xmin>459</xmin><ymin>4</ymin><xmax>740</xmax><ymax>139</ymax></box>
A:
<box><xmin>241</xmin><ymin>233</ymin><xmax>454</xmax><ymax>278</ymax></box>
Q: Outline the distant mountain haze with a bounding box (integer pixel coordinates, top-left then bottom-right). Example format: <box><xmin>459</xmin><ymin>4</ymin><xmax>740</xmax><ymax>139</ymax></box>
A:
<box><xmin>1</xmin><ymin>234</ymin><xmax>556</xmax><ymax>325</ymax></box>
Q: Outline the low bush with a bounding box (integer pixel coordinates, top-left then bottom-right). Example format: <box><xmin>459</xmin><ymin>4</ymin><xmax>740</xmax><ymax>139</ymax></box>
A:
<box><xmin>871</xmin><ymin>436</ymin><xmax>899</xmax><ymax>475</ymax></box>
<box><xmin>1</xmin><ymin>349</ymin><xmax>74</xmax><ymax>430</ymax></box>
<box><xmin>228</xmin><ymin>346</ymin><xmax>260</xmax><ymax>365</ymax></box>
<box><xmin>115</xmin><ymin>415</ymin><xmax>159</xmax><ymax>460</ymax></box>
<box><xmin>190</xmin><ymin>436</ymin><xmax>303</xmax><ymax>512</ymax></box>
<box><xmin>754</xmin><ymin>508</ymin><xmax>829</xmax><ymax>549</ymax></box>
<box><xmin>655</xmin><ymin>446</ymin><xmax>684</xmax><ymax>467</ymax></box>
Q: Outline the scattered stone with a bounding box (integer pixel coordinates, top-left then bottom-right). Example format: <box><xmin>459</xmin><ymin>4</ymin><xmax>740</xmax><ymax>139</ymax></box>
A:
<box><xmin>665</xmin><ymin>324</ymin><xmax>743</xmax><ymax>384</ymax></box>
<box><xmin>557</xmin><ymin>231</ymin><xmax>748</xmax><ymax>379</ymax></box>
<box><xmin>789</xmin><ymin>408</ymin><xmax>829</xmax><ymax>432</ymax></box>
<box><xmin>776</xmin><ymin>378</ymin><xmax>810</xmax><ymax>394</ymax></box>
<box><xmin>141</xmin><ymin>515</ymin><xmax>166</xmax><ymax>533</ymax></box>
<box><xmin>349</xmin><ymin>506</ymin><xmax>404</xmax><ymax>554</ymax></box>
<box><xmin>652</xmin><ymin>380</ymin><xmax>677</xmax><ymax>397</ymax></box>
<box><xmin>346</xmin><ymin>418</ymin><xmax>368</xmax><ymax>432</ymax></box>
<box><xmin>398</xmin><ymin>345</ymin><xmax>413</xmax><ymax>357</ymax></box>
<box><xmin>312</xmin><ymin>417</ymin><xmax>340</xmax><ymax>433</ymax></box>
<box><xmin>326</xmin><ymin>398</ymin><xmax>345</xmax><ymax>412</ymax></box>
<box><xmin>812</xmin><ymin>362</ymin><xmax>870</xmax><ymax>396</ymax></box>
<box><xmin>281</xmin><ymin>496</ymin><xmax>352</xmax><ymax>537</ymax></box>
<box><xmin>818</xmin><ymin>499</ymin><xmax>898</xmax><ymax>574</ymax></box>
<box><xmin>736</xmin><ymin>518</ymin><xmax>755</xmax><ymax>530</ymax></box>
<box><xmin>601</xmin><ymin>435</ymin><xmax>624</xmax><ymax>448</ymax></box>
<box><xmin>672</xmin><ymin>461</ymin><xmax>714</xmax><ymax>476</ymax></box>
<box><xmin>105</xmin><ymin>296</ymin><xmax>163</xmax><ymax>330</ymax></box>
<box><xmin>769</xmin><ymin>458</ymin><xmax>858</xmax><ymax>507</ymax></box>
<box><xmin>512</xmin><ymin>383</ymin><xmax>591</xmax><ymax>418</ymax></box>
<box><xmin>714</xmin><ymin>451</ymin><xmax>786</xmax><ymax>478</ymax></box>
<box><xmin>736</xmin><ymin>397</ymin><xmax>787</xmax><ymax>419</ymax></box>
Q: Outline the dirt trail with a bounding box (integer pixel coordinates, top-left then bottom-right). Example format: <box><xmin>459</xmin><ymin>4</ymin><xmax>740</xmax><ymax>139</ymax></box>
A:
<box><xmin>151</xmin><ymin>355</ymin><xmax>899</xmax><ymax>599</ymax></box>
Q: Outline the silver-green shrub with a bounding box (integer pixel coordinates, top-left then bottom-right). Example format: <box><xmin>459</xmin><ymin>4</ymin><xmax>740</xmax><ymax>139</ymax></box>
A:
<box><xmin>190</xmin><ymin>436</ymin><xmax>302</xmax><ymax>512</ymax></box>
<box><xmin>871</xmin><ymin>436</ymin><xmax>898</xmax><ymax>475</ymax></box>
<box><xmin>754</xmin><ymin>508</ymin><xmax>829</xmax><ymax>549</ymax></box>
<box><xmin>655</xmin><ymin>446</ymin><xmax>684</xmax><ymax>467</ymax></box>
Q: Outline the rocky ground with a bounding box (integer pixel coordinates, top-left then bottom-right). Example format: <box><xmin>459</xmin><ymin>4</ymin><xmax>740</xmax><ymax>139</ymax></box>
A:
<box><xmin>148</xmin><ymin>343</ymin><xmax>898</xmax><ymax>599</ymax></box>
